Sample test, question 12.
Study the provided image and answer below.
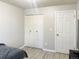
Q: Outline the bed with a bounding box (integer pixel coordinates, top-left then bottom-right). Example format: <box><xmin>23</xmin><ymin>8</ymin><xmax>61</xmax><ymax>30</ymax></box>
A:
<box><xmin>0</xmin><ymin>44</ymin><xmax>28</xmax><ymax>59</ymax></box>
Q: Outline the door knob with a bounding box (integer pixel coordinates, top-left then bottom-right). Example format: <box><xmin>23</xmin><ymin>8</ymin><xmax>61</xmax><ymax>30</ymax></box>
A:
<box><xmin>36</xmin><ymin>30</ymin><xmax>38</xmax><ymax>32</ymax></box>
<box><xmin>29</xmin><ymin>30</ymin><xmax>31</xmax><ymax>32</ymax></box>
<box><xmin>56</xmin><ymin>34</ymin><xmax>59</xmax><ymax>36</ymax></box>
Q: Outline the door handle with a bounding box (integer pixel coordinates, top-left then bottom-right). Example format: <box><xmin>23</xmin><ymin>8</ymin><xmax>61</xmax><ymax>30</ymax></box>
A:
<box><xmin>56</xmin><ymin>34</ymin><xmax>59</xmax><ymax>36</ymax></box>
<box><xmin>29</xmin><ymin>30</ymin><xmax>32</xmax><ymax>32</ymax></box>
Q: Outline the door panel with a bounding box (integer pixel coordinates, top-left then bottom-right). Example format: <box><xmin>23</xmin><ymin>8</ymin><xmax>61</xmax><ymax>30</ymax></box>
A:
<box><xmin>55</xmin><ymin>10</ymin><xmax>76</xmax><ymax>53</ymax></box>
<box><xmin>25</xmin><ymin>15</ymin><xmax>43</xmax><ymax>48</ymax></box>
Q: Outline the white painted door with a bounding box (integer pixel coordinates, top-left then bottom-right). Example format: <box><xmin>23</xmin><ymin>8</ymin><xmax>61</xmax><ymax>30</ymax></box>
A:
<box><xmin>55</xmin><ymin>10</ymin><xmax>76</xmax><ymax>53</ymax></box>
<box><xmin>25</xmin><ymin>15</ymin><xmax>43</xmax><ymax>48</ymax></box>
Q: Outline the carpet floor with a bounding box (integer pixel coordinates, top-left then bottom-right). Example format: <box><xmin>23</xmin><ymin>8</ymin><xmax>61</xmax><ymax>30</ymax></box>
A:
<box><xmin>23</xmin><ymin>47</ymin><xmax>69</xmax><ymax>59</ymax></box>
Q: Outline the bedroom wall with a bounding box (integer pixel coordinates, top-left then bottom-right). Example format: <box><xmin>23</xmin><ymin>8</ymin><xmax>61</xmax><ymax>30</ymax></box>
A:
<box><xmin>0</xmin><ymin>1</ymin><xmax>24</xmax><ymax>48</ymax></box>
<box><xmin>25</xmin><ymin>4</ymin><xmax>76</xmax><ymax>15</ymax></box>
<box><xmin>77</xmin><ymin>1</ymin><xmax>79</xmax><ymax>19</ymax></box>
<box><xmin>77</xmin><ymin>1</ymin><xmax>79</xmax><ymax>49</ymax></box>
<box><xmin>25</xmin><ymin>4</ymin><xmax>76</xmax><ymax>50</ymax></box>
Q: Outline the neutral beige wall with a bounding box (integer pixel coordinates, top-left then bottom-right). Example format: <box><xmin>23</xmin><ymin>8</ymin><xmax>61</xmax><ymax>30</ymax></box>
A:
<box><xmin>25</xmin><ymin>4</ymin><xmax>76</xmax><ymax>50</ymax></box>
<box><xmin>25</xmin><ymin>4</ymin><xmax>76</xmax><ymax>15</ymax></box>
<box><xmin>43</xmin><ymin>14</ymin><xmax>55</xmax><ymax>50</ymax></box>
<box><xmin>77</xmin><ymin>1</ymin><xmax>79</xmax><ymax>19</ymax></box>
<box><xmin>77</xmin><ymin>1</ymin><xmax>79</xmax><ymax>49</ymax></box>
<box><xmin>0</xmin><ymin>1</ymin><xmax>24</xmax><ymax>48</ymax></box>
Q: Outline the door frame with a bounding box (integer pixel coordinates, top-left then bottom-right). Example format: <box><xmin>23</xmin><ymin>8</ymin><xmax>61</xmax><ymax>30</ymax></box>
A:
<box><xmin>55</xmin><ymin>10</ymin><xmax>77</xmax><ymax>54</ymax></box>
<box><xmin>24</xmin><ymin>15</ymin><xmax>44</xmax><ymax>49</ymax></box>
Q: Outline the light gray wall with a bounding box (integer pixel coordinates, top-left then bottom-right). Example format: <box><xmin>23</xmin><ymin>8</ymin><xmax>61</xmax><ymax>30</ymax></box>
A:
<box><xmin>77</xmin><ymin>1</ymin><xmax>79</xmax><ymax>19</ymax></box>
<box><xmin>25</xmin><ymin>4</ymin><xmax>76</xmax><ymax>50</ymax></box>
<box><xmin>43</xmin><ymin>14</ymin><xmax>55</xmax><ymax>50</ymax></box>
<box><xmin>77</xmin><ymin>20</ymin><xmax>79</xmax><ymax>49</ymax></box>
<box><xmin>77</xmin><ymin>1</ymin><xmax>79</xmax><ymax>49</ymax></box>
<box><xmin>25</xmin><ymin>4</ymin><xmax>76</xmax><ymax>15</ymax></box>
<box><xmin>0</xmin><ymin>1</ymin><xmax>24</xmax><ymax>48</ymax></box>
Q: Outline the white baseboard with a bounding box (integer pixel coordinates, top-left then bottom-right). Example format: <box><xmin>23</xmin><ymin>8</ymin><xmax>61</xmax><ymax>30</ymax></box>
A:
<box><xmin>20</xmin><ymin>45</ymin><xmax>56</xmax><ymax>53</ymax></box>
<box><xmin>43</xmin><ymin>49</ymin><xmax>56</xmax><ymax>53</ymax></box>
<box><xmin>19</xmin><ymin>45</ymin><xmax>26</xmax><ymax>49</ymax></box>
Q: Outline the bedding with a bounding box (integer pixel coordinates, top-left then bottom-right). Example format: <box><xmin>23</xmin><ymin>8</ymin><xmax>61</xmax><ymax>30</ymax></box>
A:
<box><xmin>0</xmin><ymin>45</ymin><xmax>28</xmax><ymax>59</ymax></box>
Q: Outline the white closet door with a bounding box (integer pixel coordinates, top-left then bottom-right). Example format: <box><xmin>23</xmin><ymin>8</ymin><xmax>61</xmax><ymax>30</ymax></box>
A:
<box><xmin>25</xmin><ymin>15</ymin><xmax>43</xmax><ymax>48</ymax></box>
<box><xmin>55</xmin><ymin>10</ymin><xmax>76</xmax><ymax>54</ymax></box>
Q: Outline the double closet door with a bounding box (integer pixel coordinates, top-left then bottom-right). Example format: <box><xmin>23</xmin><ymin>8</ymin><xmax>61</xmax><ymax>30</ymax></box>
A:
<box><xmin>25</xmin><ymin>15</ymin><xmax>43</xmax><ymax>48</ymax></box>
<box><xmin>55</xmin><ymin>10</ymin><xmax>76</xmax><ymax>53</ymax></box>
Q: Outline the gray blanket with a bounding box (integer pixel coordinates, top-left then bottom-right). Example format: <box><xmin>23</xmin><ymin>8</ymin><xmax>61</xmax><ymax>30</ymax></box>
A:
<box><xmin>0</xmin><ymin>46</ymin><xmax>28</xmax><ymax>59</ymax></box>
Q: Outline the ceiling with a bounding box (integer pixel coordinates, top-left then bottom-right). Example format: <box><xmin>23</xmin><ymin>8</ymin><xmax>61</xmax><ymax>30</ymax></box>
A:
<box><xmin>0</xmin><ymin>0</ymin><xmax>77</xmax><ymax>9</ymax></box>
